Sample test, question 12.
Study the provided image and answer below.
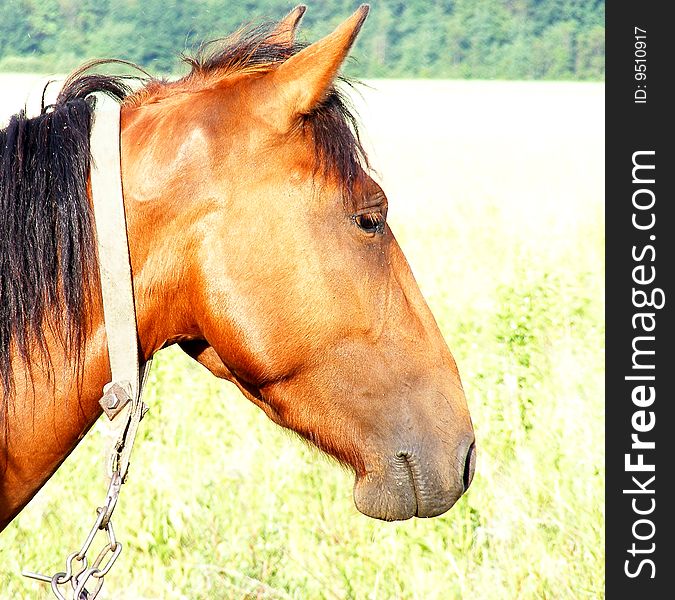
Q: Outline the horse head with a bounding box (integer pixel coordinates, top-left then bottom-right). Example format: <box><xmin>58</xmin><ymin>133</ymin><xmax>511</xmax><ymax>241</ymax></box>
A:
<box><xmin>119</xmin><ymin>6</ymin><xmax>476</xmax><ymax>520</ymax></box>
<box><xmin>119</xmin><ymin>6</ymin><xmax>475</xmax><ymax>521</ymax></box>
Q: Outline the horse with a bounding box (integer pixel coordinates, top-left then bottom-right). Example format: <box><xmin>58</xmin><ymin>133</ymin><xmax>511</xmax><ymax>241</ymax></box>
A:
<box><xmin>0</xmin><ymin>5</ymin><xmax>475</xmax><ymax>532</ymax></box>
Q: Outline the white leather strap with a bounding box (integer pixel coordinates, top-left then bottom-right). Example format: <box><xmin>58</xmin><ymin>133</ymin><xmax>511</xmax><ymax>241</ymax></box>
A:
<box><xmin>89</xmin><ymin>93</ymin><xmax>150</xmax><ymax>481</ymax></box>
<box><xmin>89</xmin><ymin>94</ymin><xmax>139</xmax><ymax>397</ymax></box>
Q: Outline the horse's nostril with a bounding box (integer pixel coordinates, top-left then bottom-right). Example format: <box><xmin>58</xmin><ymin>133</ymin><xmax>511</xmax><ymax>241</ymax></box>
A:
<box><xmin>463</xmin><ymin>442</ymin><xmax>476</xmax><ymax>491</ymax></box>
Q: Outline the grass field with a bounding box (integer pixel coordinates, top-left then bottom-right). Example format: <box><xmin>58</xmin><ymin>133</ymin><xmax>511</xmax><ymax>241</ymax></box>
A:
<box><xmin>0</xmin><ymin>77</ymin><xmax>604</xmax><ymax>598</ymax></box>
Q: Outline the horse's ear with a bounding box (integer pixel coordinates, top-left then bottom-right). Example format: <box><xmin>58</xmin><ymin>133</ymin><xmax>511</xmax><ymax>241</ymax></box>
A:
<box><xmin>266</xmin><ymin>4</ymin><xmax>369</xmax><ymax>120</ymax></box>
<box><xmin>268</xmin><ymin>5</ymin><xmax>306</xmax><ymax>45</ymax></box>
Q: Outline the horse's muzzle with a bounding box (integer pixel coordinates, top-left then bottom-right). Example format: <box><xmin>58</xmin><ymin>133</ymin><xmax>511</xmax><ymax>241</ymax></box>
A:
<box><xmin>352</xmin><ymin>435</ymin><xmax>476</xmax><ymax>521</ymax></box>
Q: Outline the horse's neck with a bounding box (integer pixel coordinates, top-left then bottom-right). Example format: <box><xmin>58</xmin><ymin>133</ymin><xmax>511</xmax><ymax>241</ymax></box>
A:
<box><xmin>0</xmin><ymin>312</ymin><xmax>112</xmax><ymax>528</ymax></box>
<box><xmin>0</xmin><ymin>232</ymin><xmax>191</xmax><ymax>529</ymax></box>
<box><xmin>0</xmin><ymin>103</ymin><xmax>210</xmax><ymax>528</ymax></box>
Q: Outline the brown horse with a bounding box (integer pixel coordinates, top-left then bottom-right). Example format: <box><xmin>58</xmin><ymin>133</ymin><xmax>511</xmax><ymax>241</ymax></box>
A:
<box><xmin>0</xmin><ymin>5</ymin><xmax>474</xmax><ymax>530</ymax></box>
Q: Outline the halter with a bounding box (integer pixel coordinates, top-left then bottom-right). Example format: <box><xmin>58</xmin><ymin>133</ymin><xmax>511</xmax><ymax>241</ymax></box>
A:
<box><xmin>23</xmin><ymin>93</ymin><xmax>152</xmax><ymax>600</ymax></box>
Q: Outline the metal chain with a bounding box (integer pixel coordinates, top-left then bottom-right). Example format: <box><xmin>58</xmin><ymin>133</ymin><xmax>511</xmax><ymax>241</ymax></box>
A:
<box><xmin>23</xmin><ymin>472</ymin><xmax>124</xmax><ymax>600</ymax></box>
<box><xmin>21</xmin><ymin>363</ymin><xmax>151</xmax><ymax>598</ymax></box>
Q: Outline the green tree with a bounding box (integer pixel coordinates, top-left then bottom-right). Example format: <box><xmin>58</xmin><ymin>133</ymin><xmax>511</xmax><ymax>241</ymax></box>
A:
<box><xmin>0</xmin><ymin>0</ymin><xmax>605</xmax><ymax>80</ymax></box>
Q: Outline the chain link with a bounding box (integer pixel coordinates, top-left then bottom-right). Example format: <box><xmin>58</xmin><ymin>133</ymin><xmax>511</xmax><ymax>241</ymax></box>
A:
<box><xmin>21</xmin><ymin>364</ymin><xmax>151</xmax><ymax>596</ymax></box>
<box><xmin>23</xmin><ymin>472</ymin><xmax>124</xmax><ymax>599</ymax></box>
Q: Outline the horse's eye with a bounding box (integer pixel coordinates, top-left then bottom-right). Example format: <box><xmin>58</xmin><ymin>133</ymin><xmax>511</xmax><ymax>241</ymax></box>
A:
<box><xmin>354</xmin><ymin>211</ymin><xmax>385</xmax><ymax>235</ymax></box>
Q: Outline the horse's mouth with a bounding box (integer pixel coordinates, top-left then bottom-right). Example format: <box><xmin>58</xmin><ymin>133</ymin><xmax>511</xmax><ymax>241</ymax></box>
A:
<box><xmin>352</xmin><ymin>442</ymin><xmax>476</xmax><ymax>521</ymax></box>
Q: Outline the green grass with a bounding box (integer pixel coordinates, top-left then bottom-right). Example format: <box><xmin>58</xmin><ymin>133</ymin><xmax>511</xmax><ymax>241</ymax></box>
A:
<box><xmin>0</xmin><ymin>200</ymin><xmax>603</xmax><ymax>599</ymax></box>
<box><xmin>0</xmin><ymin>80</ymin><xmax>604</xmax><ymax>598</ymax></box>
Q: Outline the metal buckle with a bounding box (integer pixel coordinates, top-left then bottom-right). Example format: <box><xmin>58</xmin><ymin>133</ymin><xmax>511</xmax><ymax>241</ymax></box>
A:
<box><xmin>99</xmin><ymin>381</ymin><xmax>132</xmax><ymax>420</ymax></box>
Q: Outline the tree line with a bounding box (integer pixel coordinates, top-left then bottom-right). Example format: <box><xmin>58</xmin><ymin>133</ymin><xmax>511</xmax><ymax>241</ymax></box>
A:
<box><xmin>0</xmin><ymin>0</ymin><xmax>604</xmax><ymax>80</ymax></box>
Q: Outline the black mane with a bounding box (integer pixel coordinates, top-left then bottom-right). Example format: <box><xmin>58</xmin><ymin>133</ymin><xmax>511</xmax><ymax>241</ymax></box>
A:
<box><xmin>0</xmin><ymin>72</ymin><xmax>131</xmax><ymax>404</ymax></box>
